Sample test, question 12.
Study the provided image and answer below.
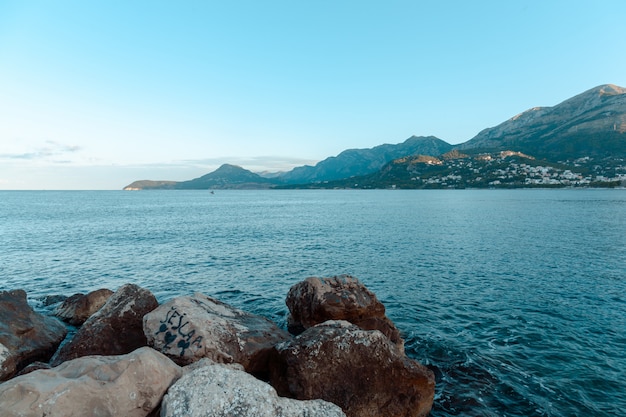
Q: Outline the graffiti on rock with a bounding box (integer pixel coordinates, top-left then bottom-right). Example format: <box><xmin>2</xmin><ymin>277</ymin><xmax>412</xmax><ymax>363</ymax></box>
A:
<box><xmin>156</xmin><ymin>306</ymin><xmax>203</xmax><ymax>357</ymax></box>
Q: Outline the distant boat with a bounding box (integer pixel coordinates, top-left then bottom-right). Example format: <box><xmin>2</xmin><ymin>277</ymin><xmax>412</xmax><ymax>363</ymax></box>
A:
<box><xmin>210</xmin><ymin>190</ymin><xmax>215</xmax><ymax>194</ymax></box>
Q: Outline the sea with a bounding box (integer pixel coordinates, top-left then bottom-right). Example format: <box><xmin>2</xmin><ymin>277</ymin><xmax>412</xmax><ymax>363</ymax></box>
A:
<box><xmin>1</xmin><ymin>189</ymin><xmax>625</xmax><ymax>417</ymax></box>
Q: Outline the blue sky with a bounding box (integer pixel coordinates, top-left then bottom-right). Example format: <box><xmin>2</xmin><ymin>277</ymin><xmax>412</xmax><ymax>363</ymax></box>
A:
<box><xmin>1</xmin><ymin>1</ymin><xmax>625</xmax><ymax>189</ymax></box>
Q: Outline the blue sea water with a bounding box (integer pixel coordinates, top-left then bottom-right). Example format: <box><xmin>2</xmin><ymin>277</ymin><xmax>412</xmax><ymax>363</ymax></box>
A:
<box><xmin>1</xmin><ymin>189</ymin><xmax>625</xmax><ymax>416</ymax></box>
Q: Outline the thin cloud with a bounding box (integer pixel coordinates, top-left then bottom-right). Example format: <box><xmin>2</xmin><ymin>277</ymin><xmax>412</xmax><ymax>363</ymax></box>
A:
<box><xmin>180</xmin><ymin>156</ymin><xmax>319</xmax><ymax>172</ymax></box>
<box><xmin>0</xmin><ymin>152</ymin><xmax>40</xmax><ymax>160</ymax></box>
<box><xmin>0</xmin><ymin>141</ymin><xmax>83</xmax><ymax>162</ymax></box>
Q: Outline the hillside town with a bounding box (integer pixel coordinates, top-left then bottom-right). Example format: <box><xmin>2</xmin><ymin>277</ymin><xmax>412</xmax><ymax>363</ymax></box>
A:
<box><xmin>331</xmin><ymin>151</ymin><xmax>626</xmax><ymax>190</ymax></box>
<box><xmin>408</xmin><ymin>152</ymin><xmax>626</xmax><ymax>188</ymax></box>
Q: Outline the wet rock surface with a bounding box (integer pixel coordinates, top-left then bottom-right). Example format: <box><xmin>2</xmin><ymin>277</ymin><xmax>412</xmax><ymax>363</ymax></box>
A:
<box><xmin>0</xmin><ymin>289</ymin><xmax>67</xmax><ymax>381</ymax></box>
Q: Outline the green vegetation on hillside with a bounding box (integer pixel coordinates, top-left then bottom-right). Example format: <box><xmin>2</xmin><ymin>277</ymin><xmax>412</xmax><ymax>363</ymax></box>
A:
<box><xmin>276</xmin><ymin>151</ymin><xmax>626</xmax><ymax>189</ymax></box>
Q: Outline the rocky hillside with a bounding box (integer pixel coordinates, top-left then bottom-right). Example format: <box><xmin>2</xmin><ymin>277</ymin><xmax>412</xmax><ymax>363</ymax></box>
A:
<box><xmin>278</xmin><ymin>136</ymin><xmax>453</xmax><ymax>184</ymax></box>
<box><xmin>289</xmin><ymin>149</ymin><xmax>625</xmax><ymax>190</ymax></box>
<box><xmin>457</xmin><ymin>84</ymin><xmax>626</xmax><ymax>159</ymax></box>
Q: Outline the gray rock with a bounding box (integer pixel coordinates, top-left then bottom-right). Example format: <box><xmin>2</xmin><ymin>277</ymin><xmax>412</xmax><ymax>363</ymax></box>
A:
<box><xmin>0</xmin><ymin>346</ymin><xmax>182</xmax><ymax>417</ymax></box>
<box><xmin>144</xmin><ymin>293</ymin><xmax>290</xmax><ymax>374</ymax></box>
<box><xmin>39</xmin><ymin>294</ymin><xmax>68</xmax><ymax>307</ymax></box>
<box><xmin>0</xmin><ymin>289</ymin><xmax>67</xmax><ymax>381</ymax></box>
<box><xmin>161</xmin><ymin>362</ymin><xmax>346</xmax><ymax>417</ymax></box>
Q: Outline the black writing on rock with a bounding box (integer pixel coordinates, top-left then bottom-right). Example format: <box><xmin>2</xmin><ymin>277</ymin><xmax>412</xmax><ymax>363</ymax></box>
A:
<box><xmin>156</xmin><ymin>306</ymin><xmax>203</xmax><ymax>357</ymax></box>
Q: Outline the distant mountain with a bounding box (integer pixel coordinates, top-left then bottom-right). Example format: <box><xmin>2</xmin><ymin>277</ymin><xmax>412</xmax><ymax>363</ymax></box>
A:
<box><xmin>290</xmin><ymin>149</ymin><xmax>625</xmax><ymax>190</ymax></box>
<box><xmin>123</xmin><ymin>84</ymin><xmax>626</xmax><ymax>190</ymax></box>
<box><xmin>123</xmin><ymin>136</ymin><xmax>452</xmax><ymax>190</ymax></box>
<box><xmin>175</xmin><ymin>164</ymin><xmax>276</xmax><ymax>189</ymax></box>
<box><xmin>123</xmin><ymin>164</ymin><xmax>277</xmax><ymax>190</ymax></box>
<box><xmin>123</xmin><ymin>180</ymin><xmax>177</xmax><ymax>190</ymax></box>
<box><xmin>457</xmin><ymin>84</ymin><xmax>626</xmax><ymax>159</ymax></box>
<box><xmin>278</xmin><ymin>136</ymin><xmax>453</xmax><ymax>184</ymax></box>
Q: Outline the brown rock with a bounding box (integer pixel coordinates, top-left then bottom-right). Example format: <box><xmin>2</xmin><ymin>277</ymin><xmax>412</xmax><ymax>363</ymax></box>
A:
<box><xmin>0</xmin><ymin>289</ymin><xmax>67</xmax><ymax>381</ymax></box>
<box><xmin>144</xmin><ymin>293</ymin><xmax>291</xmax><ymax>375</ymax></box>
<box><xmin>51</xmin><ymin>283</ymin><xmax>158</xmax><ymax>366</ymax></box>
<box><xmin>54</xmin><ymin>288</ymin><xmax>113</xmax><ymax>325</ymax></box>
<box><xmin>286</xmin><ymin>275</ymin><xmax>404</xmax><ymax>349</ymax></box>
<box><xmin>0</xmin><ymin>346</ymin><xmax>182</xmax><ymax>417</ymax></box>
<box><xmin>269</xmin><ymin>320</ymin><xmax>435</xmax><ymax>417</ymax></box>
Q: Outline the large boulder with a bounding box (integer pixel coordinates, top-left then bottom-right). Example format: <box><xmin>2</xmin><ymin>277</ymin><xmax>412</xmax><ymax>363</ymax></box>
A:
<box><xmin>0</xmin><ymin>289</ymin><xmax>67</xmax><ymax>381</ymax></box>
<box><xmin>286</xmin><ymin>275</ymin><xmax>403</xmax><ymax>349</ymax></box>
<box><xmin>54</xmin><ymin>288</ymin><xmax>114</xmax><ymax>325</ymax></box>
<box><xmin>0</xmin><ymin>346</ymin><xmax>182</xmax><ymax>417</ymax></box>
<box><xmin>51</xmin><ymin>283</ymin><xmax>158</xmax><ymax>365</ymax></box>
<box><xmin>161</xmin><ymin>361</ymin><xmax>346</xmax><ymax>417</ymax></box>
<box><xmin>144</xmin><ymin>293</ymin><xmax>290</xmax><ymax>375</ymax></box>
<box><xmin>269</xmin><ymin>320</ymin><xmax>435</xmax><ymax>417</ymax></box>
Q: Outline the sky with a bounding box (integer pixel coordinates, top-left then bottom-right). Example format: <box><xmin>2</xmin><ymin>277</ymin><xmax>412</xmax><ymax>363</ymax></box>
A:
<box><xmin>1</xmin><ymin>1</ymin><xmax>625</xmax><ymax>189</ymax></box>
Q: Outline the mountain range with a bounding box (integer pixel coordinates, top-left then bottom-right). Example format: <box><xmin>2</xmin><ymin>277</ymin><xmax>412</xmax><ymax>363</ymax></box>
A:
<box><xmin>124</xmin><ymin>84</ymin><xmax>626</xmax><ymax>190</ymax></box>
<box><xmin>457</xmin><ymin>84</ymin><xmax>626</xmax><ymax>158</ymax></box>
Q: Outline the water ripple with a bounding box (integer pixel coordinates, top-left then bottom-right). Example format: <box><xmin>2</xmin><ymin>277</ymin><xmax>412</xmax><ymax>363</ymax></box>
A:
<box><xmin>1</xmin><ymin>189</ymin><xmax>625</xmax><ymax>416</ymax></box>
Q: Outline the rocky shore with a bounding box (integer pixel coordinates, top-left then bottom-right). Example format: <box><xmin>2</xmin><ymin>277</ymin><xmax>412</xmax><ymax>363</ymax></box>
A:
<box><xmin>0</xmin><ymin>275</ymin><xmax>435</xmax><ymax>417</ymax></box>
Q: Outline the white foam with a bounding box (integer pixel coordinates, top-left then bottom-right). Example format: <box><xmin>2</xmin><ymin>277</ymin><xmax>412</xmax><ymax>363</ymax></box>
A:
<box><xmin>0</xmin><ymin>342</ymin><xmax>10</xmax><ymax>373</ymax></box>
